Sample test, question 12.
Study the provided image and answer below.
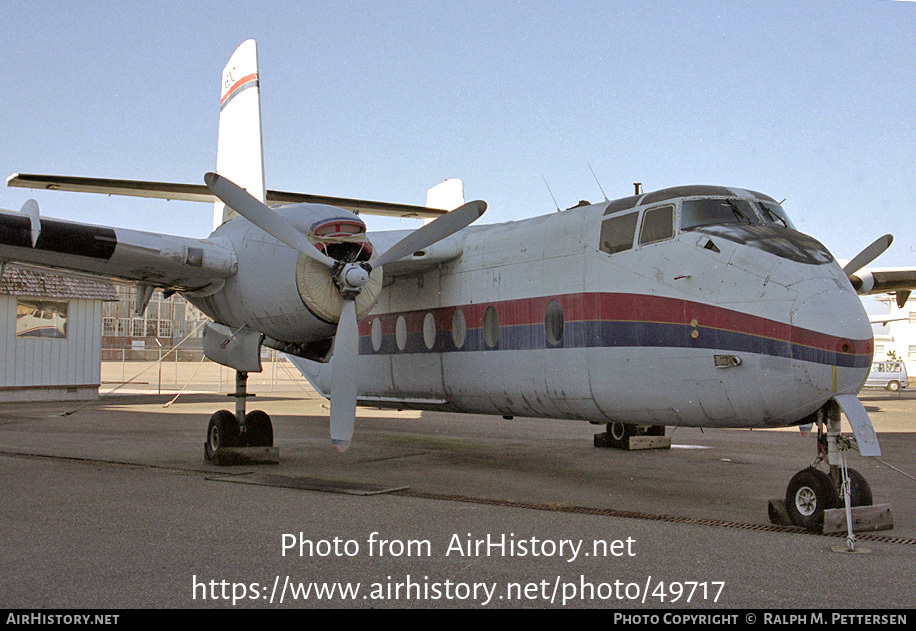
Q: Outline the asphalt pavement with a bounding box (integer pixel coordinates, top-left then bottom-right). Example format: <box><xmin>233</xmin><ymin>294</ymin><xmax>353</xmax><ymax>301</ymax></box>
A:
<box><xmin>1</xmin><ymin>363</ymin><xmax>915</xmax><ymax>609</ymax></box>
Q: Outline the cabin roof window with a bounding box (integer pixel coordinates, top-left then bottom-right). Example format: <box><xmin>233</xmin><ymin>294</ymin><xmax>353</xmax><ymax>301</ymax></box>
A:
<box><xmin>680</xmin><ymin>198</ymin><xmax>763</xmax><ymax>230</ymax></box>
<box><xmin>599</xmin><ymin>211</ymin><xmax>639</xmax><ymax>255</ymax></box>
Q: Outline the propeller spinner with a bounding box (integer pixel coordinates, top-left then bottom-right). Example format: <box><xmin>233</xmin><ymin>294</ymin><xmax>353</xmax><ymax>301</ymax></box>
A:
<box><xmin>205</xmin><ymin>172</ymin><xmax>486</xmax><ymax>451</ymax></box>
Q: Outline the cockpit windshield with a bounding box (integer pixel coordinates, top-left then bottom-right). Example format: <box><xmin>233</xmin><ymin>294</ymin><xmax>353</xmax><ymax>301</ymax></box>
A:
<box><xmin>758</xmin><ymin>200</ymin><xmax>795</xmax><ymax>229</ymax></box>
<box><xmin>680</xmin><ymin>198</ymin><xmax>795</xmax><ymax>231</ymax></box>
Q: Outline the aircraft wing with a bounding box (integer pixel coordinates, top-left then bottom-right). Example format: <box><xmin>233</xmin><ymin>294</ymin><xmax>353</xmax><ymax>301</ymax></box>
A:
<box><xmin>0</xmin><ymin>205</ymin><xmax>236</xmax><ymax>293</ymax></box>
<box><xmin>7</xmin><ymin>173</ymin><xmax>447</xmax><ymax>219</ymax></box>
<box><xmin>868</xmin><ymin>313</ymin><xmax>908</xmax><ymax>326</ymax></box>
<box><xmin>849</xmin><ymin>267</ymin><xmax>916</xmax><ymax>308</ymax></box>
<box><xmin>365</xmin><ymin>228</ymin><xmax>470</xmax><ymax>277</ymax></box>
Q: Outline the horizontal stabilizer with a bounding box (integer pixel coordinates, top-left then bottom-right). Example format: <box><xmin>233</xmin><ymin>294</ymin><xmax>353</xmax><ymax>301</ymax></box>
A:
<box><xmin>7</xmin><ymin>173</ymin><xmax>448</xmax><ymax>220</ymax></box>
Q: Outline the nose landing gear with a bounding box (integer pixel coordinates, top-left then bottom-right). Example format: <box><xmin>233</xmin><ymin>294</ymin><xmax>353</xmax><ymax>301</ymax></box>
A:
<box><xmin>778</xmin><ymin>399</ymin><xmax>890</xmax><ymax>541</ymax></box>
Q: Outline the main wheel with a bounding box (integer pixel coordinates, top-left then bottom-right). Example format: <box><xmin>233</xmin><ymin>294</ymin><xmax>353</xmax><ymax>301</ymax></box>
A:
<box><xmin>243</xmin><ymin>410</ymin><xmax>274</xmax><ymax>447</ymax></box>
<box><xmin>785</xmin><ymin>468</ymin><xmax>840</xmax><ymax>530</ymax></box>
<box><xmin>606</xmin><ymin>422</ymin><xmax>638</xmax><ymax>449</ymax></box>
<box><xmin>205</xmin><ymin>410</ymin><xmax>240</xmax><ymax>461</ymax></box>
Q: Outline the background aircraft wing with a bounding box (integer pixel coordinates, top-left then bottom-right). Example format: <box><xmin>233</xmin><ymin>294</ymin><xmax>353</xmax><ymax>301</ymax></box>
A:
<box><xmin>0</xmin><ymin>202</ymin><xmax>236</xmax><ymax>293</ymax></box>
<box><xmin>7</xmin><ymin>173</ymin><xmax>447</xmax><ymax>219</ymax></box>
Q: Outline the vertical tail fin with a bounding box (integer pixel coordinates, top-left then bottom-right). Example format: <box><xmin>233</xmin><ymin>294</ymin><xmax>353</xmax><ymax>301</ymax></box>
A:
<box><xmin>426</xmin><ymin>179</ymin><xmax>465</xmax><ymax>211</ymax></box>
<box><xmin>214</xmin><ymin>39</ymin><xmax>266</xmax><ymax>231</ymax></box>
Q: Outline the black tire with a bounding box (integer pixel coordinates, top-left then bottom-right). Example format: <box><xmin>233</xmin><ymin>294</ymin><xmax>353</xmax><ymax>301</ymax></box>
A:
<box><xmin>610</xmin><ymin>422</ymin><xmax>635</xmax><ymax>447</ymax></box>
<box><xmin>611</xmin><ymin>422</ymin><xmax>635</xmax><ymax>440</ymax></box>
<box><xmin>786</xmin><ymin>468</ymin><xmax>840</xmax><ymax>530</ymax></box>
<box><xmin>601</xmin><ymin>422</ymin><xmax>641</xmax><ymax>449</ymax></box>
<box><xmin>842</xmin><ymin>468</ymin><xmax>873</xmax><ymax>507</ymax></box>
<box><xmin>243</xmin><ymin>410</ymin><xmax>274</xmax><ymax>447</ymax></box>
<box><xmin>205</xmin><ymin>410</ymin><xmax>240</xmax><ymax>461</ymax></box>
<box><xmin>886</xmin><ymin>381</ymin><xmax>900</xmax><ymax>392</ymax></box>
<box><xmin>645</xmin><ymin>425</ymin><xmax>666</xmax><ymax>437</ymax></box>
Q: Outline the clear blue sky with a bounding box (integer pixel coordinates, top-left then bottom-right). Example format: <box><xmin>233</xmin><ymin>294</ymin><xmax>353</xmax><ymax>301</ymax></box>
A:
<box><xmin>2</xmin><ymin>1</ymin><xmax>915</xmax><ymax>271</ymax></box>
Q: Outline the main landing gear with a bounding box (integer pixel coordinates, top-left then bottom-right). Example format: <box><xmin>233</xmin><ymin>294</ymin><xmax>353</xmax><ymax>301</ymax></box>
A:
<box><xmin>204</xmin><ymin>370</ymin><xmax>275</xmax><ymax>463</ymax></box>
<box><xmin>593</xmin><ymin>422</ymin><xmax>670</xmax><ymax>450</ymax></box>
<box><xmin>781</xmin><ymin>400</ymin><xmax>876</xmax><ymax>533</ymax></box>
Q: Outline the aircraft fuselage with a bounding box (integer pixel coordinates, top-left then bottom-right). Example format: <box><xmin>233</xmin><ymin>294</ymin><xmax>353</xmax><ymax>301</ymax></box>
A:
<box><xmin>295</xmin><ymin>185</ymin><xmax>873</xmax><ymax>430</ymax></box>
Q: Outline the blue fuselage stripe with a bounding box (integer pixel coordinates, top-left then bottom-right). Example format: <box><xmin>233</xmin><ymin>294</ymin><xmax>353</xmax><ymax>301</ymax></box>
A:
<box><xmin>360</xmin><ymin>320</ymin><xmax>870</xmax><ymax>369</ymax></box>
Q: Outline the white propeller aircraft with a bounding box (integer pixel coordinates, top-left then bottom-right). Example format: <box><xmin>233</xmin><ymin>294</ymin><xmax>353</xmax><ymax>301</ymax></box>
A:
<box><xmin>3</xmin><ymin>40</ymin><xmax>915</xmax><ymax>531</ymax></box>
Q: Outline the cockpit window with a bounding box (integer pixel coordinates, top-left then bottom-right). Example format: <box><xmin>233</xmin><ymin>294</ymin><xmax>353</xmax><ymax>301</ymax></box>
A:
<box><xmin>639</xmin><ymin>205</ymin><xmax>674</xmax><ymax>245</ymax></box>
<box><xmin>599</xmin><ymin>211</ymin><xmax>638</xmax><ymax>255</ymax></box>
<box><xmin>758</xmin><ymin>201</ymin><xmax>796</xmax><ymax>230</ymax></box>
<box><xmin>680</xmin><ymin>198</ymin><xmax>762</xmax><ymax>230</ymax></box>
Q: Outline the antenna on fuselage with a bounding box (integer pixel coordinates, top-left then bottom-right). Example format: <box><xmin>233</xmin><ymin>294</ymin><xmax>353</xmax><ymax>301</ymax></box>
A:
<box><xmin>542</xmin><ymin>176</ymin><xmax>561</xmax><ymax>212</ymax></box>
<box><xmin>589</xmin><ymin>164</ymin><xmax>609</xmax><ymax>202</ymax></box>
<box><xmin>634</xmin><ymin>182</ymin><xmax>643</xmax><ymax>195</ymax></box>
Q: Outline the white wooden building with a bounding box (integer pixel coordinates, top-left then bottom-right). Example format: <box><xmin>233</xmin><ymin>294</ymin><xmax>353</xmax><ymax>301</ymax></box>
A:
<box><xmin>0</xmin><ymin>265</ymin><xmax>116</xmax><ymax>402</ymax></box>
<box><xmin>872</xmin><ymin>294</ymin><xmax>916</xmax><ymax>376</ymax></box>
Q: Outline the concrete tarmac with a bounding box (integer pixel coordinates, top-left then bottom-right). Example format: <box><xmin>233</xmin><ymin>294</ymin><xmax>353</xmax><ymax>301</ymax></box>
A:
<box><xmin>1</xmin><ymin>361</ymin><xmax>915</xmax><ymax>609</ymax></box>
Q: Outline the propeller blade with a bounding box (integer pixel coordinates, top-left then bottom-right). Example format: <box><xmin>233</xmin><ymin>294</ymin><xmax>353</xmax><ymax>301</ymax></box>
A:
<box><xmin>842</xmin><ymin>234</ymin><xmax>893</xmax><ymax>277</ymax></box>
<box><xmin>329</xmin><ymin>299</ymin><xmax>359</xmax><ymax>452</ymax></box>
<box><xmin>205</xmin><ymin>172</ymin><xmax>336</xmax><ymax>268</ymax></box>
<box><xmin>373</xmin><ymin>200</ymin><xmax>486</xmax><ymax>269</ymax></box>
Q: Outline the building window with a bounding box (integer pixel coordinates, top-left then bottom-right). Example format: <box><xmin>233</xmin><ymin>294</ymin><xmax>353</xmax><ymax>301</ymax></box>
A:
<box><xmin>908</xmin><ymin>346</ymin><xmax>916</xmax><ymax>360</ymax></box>
<box><xmin>15</xmin><ymin>299</ymin><xmax>68</xmax><ymax>339</ymax></box>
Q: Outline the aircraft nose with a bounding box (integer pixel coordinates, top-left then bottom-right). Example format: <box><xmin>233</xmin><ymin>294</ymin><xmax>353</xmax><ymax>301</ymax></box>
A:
<box><xmin>790</xmin><ymin>279</ymin><xmax>873</xmax><ymax>394</ymax></box>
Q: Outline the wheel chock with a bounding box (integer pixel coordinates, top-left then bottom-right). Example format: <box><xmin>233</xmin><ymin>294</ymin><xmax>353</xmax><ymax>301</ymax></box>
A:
<box><xmin>767</xmin><ymin>499</ymin><xmax>894</xmax><ymax>533</ymax></box>
<box><xmin>767</xmin><ymin>499</ymin><xmax>793</xmax><ymax>526</ymax></box>
<box><xmin>593</xmin><ymin>432</ymin><xmax>671</xmax><ymax>450</ymax></box>
<box><xmin>206</xmin><ymin>445</ymin><xmax>280</xmax><ymax>466</ymax></box>
<box><xmin>822</xmin><ymin>504</ymin><xmax>894</xmax><ymax>535</ymax></box>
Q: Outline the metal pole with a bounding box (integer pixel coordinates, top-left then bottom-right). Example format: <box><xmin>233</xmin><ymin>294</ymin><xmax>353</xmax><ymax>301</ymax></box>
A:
<box><xmin>155</xmin><ymin>338</ymin><xmax>162</xmax><ymax>395</ymax></box>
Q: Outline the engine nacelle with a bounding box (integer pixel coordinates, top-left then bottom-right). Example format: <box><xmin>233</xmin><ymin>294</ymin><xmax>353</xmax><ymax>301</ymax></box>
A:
<box><xmin>188</xmin><ymin>204</ymin><xmax>382</xmax><ymax>364</ymax></box>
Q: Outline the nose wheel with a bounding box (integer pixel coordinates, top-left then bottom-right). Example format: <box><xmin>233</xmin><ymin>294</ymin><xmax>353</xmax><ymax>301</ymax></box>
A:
<box><xmin>781</xmin><ymin>400</ymin><xmax>874</xmax><ymax>533</ymax></box>
<box><xmin>785</xmin><ymin>467</ymin><xmax>840</xmax><ymax>531</ymax></box>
